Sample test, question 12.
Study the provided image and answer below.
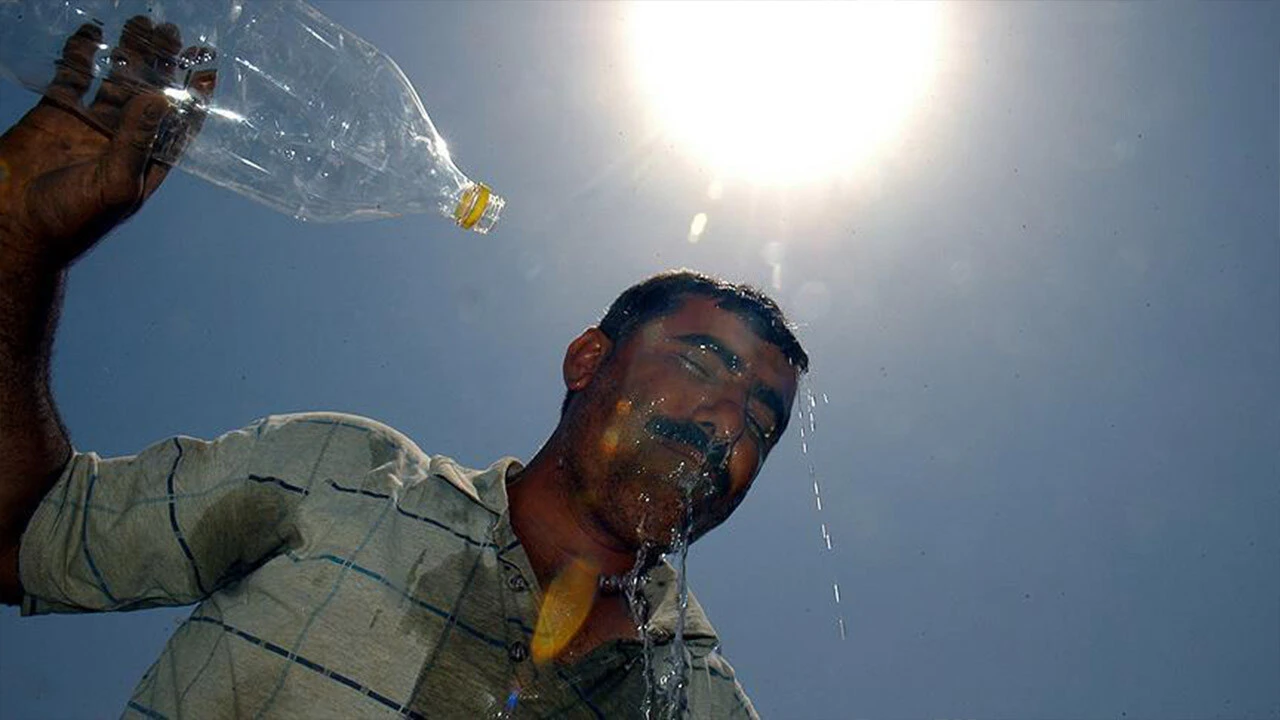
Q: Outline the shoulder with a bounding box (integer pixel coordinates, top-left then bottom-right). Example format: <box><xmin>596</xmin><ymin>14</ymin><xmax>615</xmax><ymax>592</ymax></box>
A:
<box><xmin>254</xmin><ymin>412</ymin><xmax>505</xmax><ymax>505</ymax></box>
<box><xmin>688</xmin><ymin>641</ymin><xmax>760</xmax><ymax>718</ymax></box>
<box><xmin>246</xmin><ymin>411</ymin><xmax>432</xmax><ymax>485</ymax></box>
<box><xmin>254</xmin><ymin>411</ymin><xmax>428</xmax><ymax>458</ymax></box>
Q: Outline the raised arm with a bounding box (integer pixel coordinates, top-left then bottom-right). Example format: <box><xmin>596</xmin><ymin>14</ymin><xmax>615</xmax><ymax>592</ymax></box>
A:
<box><xmin>0</xmin><ymin>19</ymin><xmax>212</xmax><ymax>603</ymax></box>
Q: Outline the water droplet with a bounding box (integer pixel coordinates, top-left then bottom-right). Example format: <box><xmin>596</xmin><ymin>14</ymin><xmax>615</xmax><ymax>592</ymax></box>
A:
<box><xmin>832</xmin><ymin>583</ymin><xmax>841</xmax><ymax>604</ymax></box>
<box><xmin>179</xmin><ymin>47</ymin><xmax>216</xmax><ymax>69</ymax></box>
<box><xmin>837</xmin><ymin>616</ymin><xmax>847</xmax><ymax>640</ymax></box>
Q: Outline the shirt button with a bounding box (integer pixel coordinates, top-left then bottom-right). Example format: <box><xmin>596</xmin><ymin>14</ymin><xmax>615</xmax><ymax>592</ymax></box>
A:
<box><xmin>508</xmin><ymin>640</ymin><xmax>529</xmax><ymax>663</ymax></box>
<box><xmin>507</xmin><ymin>574</ymin><xmax>528</xmax><ymax>592</ymax></box>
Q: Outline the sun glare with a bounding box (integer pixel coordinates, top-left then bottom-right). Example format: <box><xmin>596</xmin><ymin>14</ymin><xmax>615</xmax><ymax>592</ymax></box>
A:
<box><xmin>628</xmin><ymin>1</ymin><xmax>944</xmax><ymax>187</ymax></box>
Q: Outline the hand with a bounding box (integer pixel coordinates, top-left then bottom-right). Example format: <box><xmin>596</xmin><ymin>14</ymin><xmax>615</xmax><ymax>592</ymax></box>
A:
<box><xmin>0</xmin><ymin>17</ymin><xmax>216</xmax><ymax>271</ymax></box>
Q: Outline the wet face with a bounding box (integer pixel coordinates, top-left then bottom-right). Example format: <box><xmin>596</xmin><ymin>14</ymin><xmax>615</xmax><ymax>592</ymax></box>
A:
<box><xmin>561</xmin><ymin>296</ymin><xmax>799</xmax><ymax>553</ymax></box>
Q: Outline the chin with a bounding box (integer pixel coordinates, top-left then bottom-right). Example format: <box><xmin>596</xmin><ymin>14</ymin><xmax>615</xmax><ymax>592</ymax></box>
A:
<box><xmin>603</xmin><ymin>456</ymin><xmax>716</xmax><ymax>549</ymax></box>
<box><xmin>636</xmin><ymin>495</ymin><xmax>705</xmax><ymax>550</ymax></box>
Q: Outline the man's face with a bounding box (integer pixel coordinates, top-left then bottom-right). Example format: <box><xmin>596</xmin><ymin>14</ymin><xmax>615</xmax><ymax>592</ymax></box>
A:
<box><xmin>563</xmin><ymin>296</ymin><xmax>799</xmax><ymax>553</ymax></box>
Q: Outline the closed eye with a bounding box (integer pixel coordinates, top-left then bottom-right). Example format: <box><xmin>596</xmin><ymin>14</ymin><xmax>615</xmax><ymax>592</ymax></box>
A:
<box><xmin>678</xmin><ymin>354</ymin><xmax>712</xmax><ymax>379</ymax></box>
<box><xmin>747</xmin><ymin>414</ymin><xmax>775</xmax><ymax>445</ymax></box>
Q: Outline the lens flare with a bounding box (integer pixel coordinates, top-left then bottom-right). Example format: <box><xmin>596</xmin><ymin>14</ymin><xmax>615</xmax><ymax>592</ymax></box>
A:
<box><xmin>531</xmin><ymin>556</ymin><xmax>600</xmax><ymax>664</ymax></box>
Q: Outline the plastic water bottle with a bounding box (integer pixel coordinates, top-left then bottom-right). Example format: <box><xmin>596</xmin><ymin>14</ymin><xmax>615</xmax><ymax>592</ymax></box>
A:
<box><xmin>0</xmin><ymin>0</ymin><xmax>504</xmax><ymax>231</ymax></box>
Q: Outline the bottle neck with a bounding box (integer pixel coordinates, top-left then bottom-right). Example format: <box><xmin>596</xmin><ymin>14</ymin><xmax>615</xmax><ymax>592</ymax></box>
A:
<box><xmin>450</xmin><ymin>183</ymin><xmax>504</xmax><ymax>234</ymax></box>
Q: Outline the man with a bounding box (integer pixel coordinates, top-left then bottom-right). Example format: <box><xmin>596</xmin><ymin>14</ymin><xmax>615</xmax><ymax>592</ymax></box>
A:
<box><xmin>0</xmin><ymin>18</ymin><xmax>807</xmax><ymax>719</ymax></box>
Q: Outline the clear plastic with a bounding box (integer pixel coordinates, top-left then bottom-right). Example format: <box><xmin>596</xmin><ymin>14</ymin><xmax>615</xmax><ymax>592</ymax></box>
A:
<box><xmin>0</xmin><ymin>0</ymin><xmax>504</xmax><ymax>230</ymax></box>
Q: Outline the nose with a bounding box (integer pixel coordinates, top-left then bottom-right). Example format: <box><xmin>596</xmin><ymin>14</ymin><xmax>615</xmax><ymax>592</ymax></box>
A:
<box><xmin>691</xmin><ymin>394</ymin><xmax>745</xmax><ymax>445</ymax></box>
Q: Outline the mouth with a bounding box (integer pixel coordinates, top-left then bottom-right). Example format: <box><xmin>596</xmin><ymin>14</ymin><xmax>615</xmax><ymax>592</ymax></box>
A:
<box><xmin>655</xmin><ymin>437</ymin><xmax>705</xmax><ymax>468</ymax></box>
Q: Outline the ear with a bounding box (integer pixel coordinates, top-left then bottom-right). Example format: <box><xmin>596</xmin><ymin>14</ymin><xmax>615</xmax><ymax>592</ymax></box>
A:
<box><xmin>563</xmin><ymin>327</ymin><xmax>613</xmax><ymax>392</ymax></box>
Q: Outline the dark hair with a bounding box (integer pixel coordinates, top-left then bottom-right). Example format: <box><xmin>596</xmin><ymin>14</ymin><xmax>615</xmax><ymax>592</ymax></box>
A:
<box><xmin>560</xmin><ymin>269</ymin><xmax>809</xmax><ymax>416</ymax></box>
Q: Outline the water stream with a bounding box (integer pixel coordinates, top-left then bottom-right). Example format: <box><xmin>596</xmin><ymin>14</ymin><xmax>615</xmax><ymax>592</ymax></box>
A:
<box><xmin>622</xmin><ymin>549</ymin><xmax>660</xmax><ymax>719</ymax></box>
<box><xmin>653</xmin><ymin>500</ymin><xmax>694</xmax><ymax>720</ymax></box>
<box><xmin>617</xmin><ymin>458</ymin><xmax>715</xmax><ymax>719</ymax></box>
<box><xmin>800</xmin><ymin>381</ymin><xmax>845</xmax><ymax>641</ymax></box>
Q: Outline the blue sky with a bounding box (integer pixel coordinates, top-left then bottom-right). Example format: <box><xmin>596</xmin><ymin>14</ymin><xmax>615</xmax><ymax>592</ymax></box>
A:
<box><xmin>1</xmin><ymin>2</ymin><xmax>1277</xmax><ymax>718</ymax></box>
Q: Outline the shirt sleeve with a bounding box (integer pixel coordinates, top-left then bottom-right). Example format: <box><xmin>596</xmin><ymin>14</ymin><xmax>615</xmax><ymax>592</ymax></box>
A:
<box><xmin>19</xmin><ymin>416</ymin><xmax>308</xmax><ymax>615</ymax></box>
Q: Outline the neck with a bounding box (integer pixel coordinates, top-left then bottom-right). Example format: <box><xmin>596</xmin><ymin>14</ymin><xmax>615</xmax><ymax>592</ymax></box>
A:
<box><xmin>506</xmin><ymin>432</ymin><xmax>653</xmax><ymax>591</ymax></box>
<box><xmin>507</xmin><ymin>431</ymin><xmax>662</xmax><ymax>660</ymax></box>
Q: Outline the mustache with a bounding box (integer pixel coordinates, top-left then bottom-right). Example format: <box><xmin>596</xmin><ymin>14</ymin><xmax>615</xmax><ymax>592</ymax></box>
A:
<box><xmin>645</xmin><ymin>416</ymin><xmax>732</xmax><ymax>496</ymax></box>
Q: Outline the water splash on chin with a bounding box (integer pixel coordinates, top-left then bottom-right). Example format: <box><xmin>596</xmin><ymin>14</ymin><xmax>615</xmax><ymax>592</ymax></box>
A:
<box><xmin>670</xmin><ymin>457</ymin><xmax>724</xmax><ymax>511</ymax></box>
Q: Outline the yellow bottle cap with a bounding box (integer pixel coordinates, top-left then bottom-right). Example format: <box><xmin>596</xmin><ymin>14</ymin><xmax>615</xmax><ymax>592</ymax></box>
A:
<box><xmin>454</xmin><ymin>183</ymin><xmax>492</xmax><ymax>230</ymax></box>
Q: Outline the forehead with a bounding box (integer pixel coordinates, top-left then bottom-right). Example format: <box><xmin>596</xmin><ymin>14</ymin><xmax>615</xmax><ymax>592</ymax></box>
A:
<box><xmin>631</xmin><ymin>296</ymin><xmax>799</xmax><ymax>401</ymax></box>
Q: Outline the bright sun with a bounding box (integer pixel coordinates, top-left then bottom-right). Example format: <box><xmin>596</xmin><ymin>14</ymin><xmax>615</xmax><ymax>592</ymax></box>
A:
<box><xmin>628</xmin><ymin>1</ymin><xmax>944</xmax><ymax>187</ymax></box>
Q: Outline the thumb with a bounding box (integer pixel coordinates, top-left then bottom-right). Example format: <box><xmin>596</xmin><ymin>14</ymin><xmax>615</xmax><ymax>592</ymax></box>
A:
<box><xmin>100</xmin><ymin>93</ymin><xmax>169</xmax><ymax>211</ymax></box>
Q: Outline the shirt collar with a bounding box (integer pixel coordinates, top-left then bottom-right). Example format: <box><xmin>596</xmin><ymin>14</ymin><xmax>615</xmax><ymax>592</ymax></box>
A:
<box><xmin>641</xmin><ymin>560</ymin><xmax>719</xmax><ymax>642</ymax></box>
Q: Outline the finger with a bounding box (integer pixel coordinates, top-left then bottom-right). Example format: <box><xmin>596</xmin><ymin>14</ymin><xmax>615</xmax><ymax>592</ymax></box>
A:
<box><xmin>100</xmin><ymin>92</ymin><xmax>170</xmax><ymax>212</ymax></box>
<box><xmin>149</xmin><ymin>22</ymin><xmax>183</xmax><ymax>86</ymax></box>
<box><xmin>118</xmin><ymin>16</ymin><xmax>180</xmax><ymax>88</ymax></box>
<box><xmin>116</xmin><ymin>14</ymin><xmax>157</xmax><ymax>69</ymax></box>
<box><xmin>140</xmin><ymin>158</ymin><xmax>172</xmax><ymax>201</ymax></box>
<box><xmin>89</xmin><ymin>16</ymin><xmax>154</xmax><ymax>127</ymax></box>
<box><xmin>45</xmin><ymin>23</ymin><xmax>103</xmax><ymax>107</ymax></box>
<box><xmin>145</xmin><ymin>45</ymin><xmax>217</xmax><ymax>167</ymax></box>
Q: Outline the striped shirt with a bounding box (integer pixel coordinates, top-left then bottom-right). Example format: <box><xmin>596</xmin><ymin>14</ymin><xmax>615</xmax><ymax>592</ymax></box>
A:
<box><xmin>19</xmin><ymin>411</ymin><xmax>759</xmax><ymax>719</ymax></box>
